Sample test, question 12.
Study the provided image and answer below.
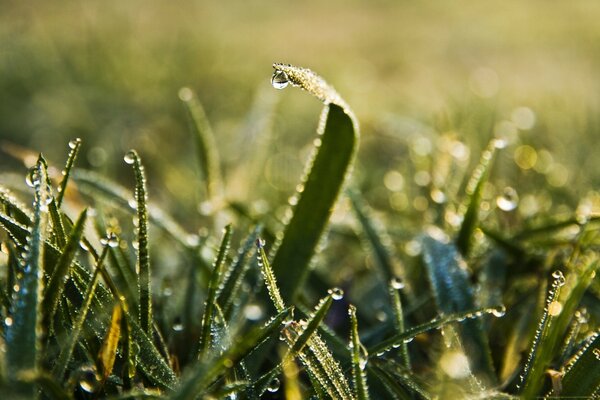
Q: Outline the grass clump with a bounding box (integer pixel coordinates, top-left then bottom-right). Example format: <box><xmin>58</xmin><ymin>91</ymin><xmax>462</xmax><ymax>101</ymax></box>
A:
<box><xmin>0</xmin><ymin>63</ymin><xmax>599</xmax><ymax>400</ymax></box>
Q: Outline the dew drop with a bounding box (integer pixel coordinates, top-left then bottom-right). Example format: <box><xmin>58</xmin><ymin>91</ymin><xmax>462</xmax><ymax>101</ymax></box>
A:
<box><xmin>25</xmin><ymin>168</ymin><xmax>40</xmax><ymax>188</ymax></box>
<box><xmin>593</xmin><ymin>348</ymin><xmax>600</xmax><ymax>360</ymax></box>
<box><xmin>4</xmin><ymin>317</ymin><xmax>13</xmax><ymax>327</ymax></box>
<box><xmin>548</xmin><ymin>301</ymin><xmax>563</xmax><ymax>316</ymax></box>
<box><xmin>496</xmin><ymin>187</ymin><xmax>519</xmax><ymax>211</ymax></box>
<box><xmin>491</xmin><ymin>305</ymin><xmax>506</xmax><ymax>318</ymax></box>
<box><xmin>552</xmin><ymin>270</ymin><xmax>566</xmax><ymax>287</ymax></box>
<box><xmin>271</xmin><ymin>70</ymin><xmax>289</xmax><ymax>90</ymax></box>
<box><xmin>267</xmin><ymin>377</ymin><xmax>280</xmax><ymax>392</ymax></box>
<box><xmin>124</xmin><ymin>151</ymin><xmax>136</xmax><ymax>165</ymax></box>
<box><xmin>256</xmin><ymin>238</ymin><xmax>266</xmax><ymax>249</ymax></box>
<box><xmin>390</xmin><ymin>277</ymin><xmax>405</xmax><ymax>290</ymax></box>
<box><xmin>243</xmin><ymin>303</ymin><xmax>264</xmax><ymax>321</ymax></box>
<box><xmin>68</xmin><ymin>138</ymin><xmax>81</xmax><ymax>149</ymax></box>
<box><xmin>107</xmin><ymin>233</ymin><xmax>119</xmax><ymax>248</ymax></box>
<box><xmin>172</xmin><ymin>322</ymin><xmax>184</xmax><ymax>332</ymax></box>
<box><xmin>78</xmin><ymin>365</ymin><xmax>100</xmax><ymax>393</ymax></box>
<box><xmin>328</xmin><ymin>287</ymin><xmax>344</xmax><ymax>301</ymax></box>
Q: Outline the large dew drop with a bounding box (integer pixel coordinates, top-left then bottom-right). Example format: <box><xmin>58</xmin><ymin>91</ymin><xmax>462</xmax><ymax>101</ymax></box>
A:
<box><xmin>271</xmin><ymin>70</ymin><xmax>289</xmax><ymax>90</ymax></box>
<box><xmin>267</xmin><ymin>377</ymin><xmax>281</xmax><ymax>393</ymax></box>
<box><xmin>124</xmin><ymin>150</ymin><xmax>136</xmax><ymax>165</ymax></box>
<box><xmin>328</xmin><ymin>287</ymin><xmax>344</xmax><ymax>300</ymax></box>
<box><xmin>496</xmin><ymin>187</ymin><xmax>519</xmax><ymax>211</ymax></box>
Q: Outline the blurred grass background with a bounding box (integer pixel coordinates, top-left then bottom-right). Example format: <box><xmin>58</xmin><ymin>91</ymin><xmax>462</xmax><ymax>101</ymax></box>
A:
<box><xmin>1</xmin><ymin>0</ymin><xmax>600</xmax><ymax>227</ymax></box>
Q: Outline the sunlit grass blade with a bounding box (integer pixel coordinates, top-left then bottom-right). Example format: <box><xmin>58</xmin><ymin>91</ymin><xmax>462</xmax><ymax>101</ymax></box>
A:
<box><xmin>349</xmin><ymin>305</ymin><xmax>370</xmax><ymax>400</ymax></box>
<box><xmin>368</xmin><ymin>305</ymin><xmax>505</xmax><ymax>357</ymax></box>
<box><xmin>421</xmin><ymin>232</ymin><xmax>496</xmax><ymax>381</ymax></box>
<box><xmin>257</xmin><ymin>237</ymin><xmax>286</xmax><ymax>312</ymax></box>
<box><xmin>559</xmin><ymin>330</ymin><xmax>600</xmax><ymax>397</ymax></box>
<box><xmin>56</xmin><ymin>138</ymin><xmax>82</xmax><ymax>207</ymax></box>
<box><xmin>5</xmin><ymin>157</ymin><xmax>49</xmax><ymax>396</ymax></box>
<box><xmin>53</xmin><ymin>245</ymin><xmax>108</xmax><ymax>380</ymax></box>
<box><xmin>283</xmin><ymin>354</ymin><xmax>302</xmax><ymax>400</ymax></box>
<box><xmin>198</xmin><ymin>224</ymin><xmax>232</xmax><ymax>357</ymax></box>
<box><xmin>179</xmin><ymin>87</ymin><xmax>223</xmax><ymax>201</ymax></box>
<box><xmin>98</xmin><ymin>303</ymin><xmax>122</xmax><ymax>381</ymax></box>
<box><xmin>173</xmin><ymin>307</ymin><xmax>293</xmax><ymax>399</ymax></box>
<box><xmin>42</xmin><ymin>208</ymin><xmax>87</xmax><ymax>331</ymax></box>
<box><xmin>389</xmin><ymin>281</ymin><xmax>410</xmax><ymax>370</ymax></box>
<box><xmin>0</xmin><ymin>185</ymin><xmax>32</xmax><ymax>226</ymax></box>
<box><xmin>286</xmin><ymin>294</ymin><xmax>333</xmax><ymax>356</ymax></box>
<box><xmin>270</xmin><ymin>63</ymin><xmax>359</xmax><ymax>302</ymax></box>
<box><xmin>456</xmin><ymin>139</ymin><xmax>499</xmax><ymax>257</ymax></box>
<box><xmin>348</xmin><ymin>188</ymin><xmax>403</xmax><ymax>285</ymax></box>
<box><xmin>217</xmin><ymin>225</ymin><xmax>261</xmax><ymax>317</ymax></box>
<box><xmin>124</xmin><ymin>150</ymin><xmax>152</xmax><ymax>334</ymax></box>
<box><xmin>71</xmin><ymin>169</ymin><xmax>195</xmax><ymax>248</ymax></box>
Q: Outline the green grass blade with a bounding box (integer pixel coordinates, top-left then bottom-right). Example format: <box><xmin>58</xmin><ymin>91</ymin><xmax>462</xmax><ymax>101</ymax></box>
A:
<box><xmin>456</xmin><ymin>139</ymin><xmax>499</xmax><ymax>257</ymax></box>
<box><xmin>0</xmin><ymin>185</ymin><xmax>32</xmax><ymax>226</ymax></box>
<box><xmin>560</xmin><ymin>330</ymin><xmax>600</xmax><ymax>397</ymax></box>
<box><xmin>257</xmin><ymin>237</ymin><xmax>286</xmax><ymax>312</ymax></box>
<box><xmin>421</xmin><ymin>232</ymin><xmax>496</xmax><ymax>382</ymax></box>
<box><xmin>5</xmin><ymin>158</ymin><xmax>49</xmax><ymax>396</ymax></box>
<box><xmin>287</xmin><ymin>294</ymin><xmax>333</xmax><ymax>356</ymax></box>
<box><xmin>348</xmin><ymin>188</ymin><xmax>402</xmax><ymax>285</ymax></box>
<box><xmin>349</xmin><ymin>305</ymin><xmax>370</xmax><ymax>400</ymax></box>
<box><xmin>56</xmin><ymin>138</ymin><xmax>82</xmax><ymax>207</ymax></box>
<box><xmin>198</xmin><ymin>224</ymin><xmax>233</xmax><ymax>357</ymax></box>
<box><xmin>42</xmin><ymin>208</ymin><xmax>87</xmax><ymax>331</ymax></box>
<box><xmin>125</xmin><ymin>150</ymin><xmax>152</xmax><ymax>335</ymax></box>
<box><xmin>371</xmin><ymin>358</ymin><xmax>433</xmax><ymax>400</ymax></box>
<box><xmin>179</xmin><ymin>87</ymin><xmax>223</xmax><ymax>201</ymax></box>
<box><xmin>52</xmin><ymin>246</ymin><xmax>108</xmax><ymax>380</ymax></box>
<box><xmin>270</xmin><ymin>63</ymin><xmax>359</xmax><ymax>303</ymax></box>
<box><xmin>389</xmin><ymin>281</ymin><xmax>411</xmax><ymax>370</ymax></box>
<box><xmin>217</xmin><ymin>225</ymin><xmax>261</xmax><ymax>317</ymax></box>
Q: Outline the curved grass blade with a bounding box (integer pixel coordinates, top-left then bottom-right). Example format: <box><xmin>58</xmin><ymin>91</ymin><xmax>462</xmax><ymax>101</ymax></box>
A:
<box><xmin>198</xmin><ymin>224</ymin><xmax>233</xmax><ymax>357</ymax></box>
<box><xmin>456</xmin><ymin>139</ymin><xmax>499</xmax><ymax>257</ymax></box>
<box><xmin>559</xmin><ymin>330</ymin><xmax>600</xmax><ymax>397</ymax></box>
<box><xmin>125</xmin><ymin>150</ymin><xmax>152</xmax><ymax>335</ymax></box>
<box><xmin>389</xmin><ymin>281</ymin><xmax>410</xmax><ymax>370</ymax></box>
<box><xmin>56</xmin><ymin>138</ymin><xmax>82</xmax><ymax>207</ymax></box>
<box><xmin>5</xmin><ymin>158</ymin><xmax>49</xmax><ymax>396</ymax></box>
<box><xmin>42</xmin><ymin>208</ymin><xmax>87</xmax><ymax>332</ymax></box>
<box><xmin>173</xmin><ymin>307</ymin><xmax>292</xmax><ymax>399</ymax></box>
<box><xmin>270</xmin><ymin>63</ymin><xmax>359</xmax><ymax>302</ymax></box>
<box><xmin>349</xmin><ymin>305</ymin><xmax>370</xmax><ymax>400</ymax></box>
<box><xmin>53</xmin><ymin>245</ymin><xmax>108</xmax><ymax>379</ymax></box>
<box><xmin>421</xmin><ymin>232</ymin><xmax>496</xmax><ymax>382</ymax></box>
<box><xmin>179</xmin><ymin>87</ymin><xmax>223</xmax><ymax>201</ymax></box>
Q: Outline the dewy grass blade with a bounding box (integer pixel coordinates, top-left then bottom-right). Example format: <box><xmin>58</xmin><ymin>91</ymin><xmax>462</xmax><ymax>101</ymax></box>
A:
<box><xmin>0</xmin><ymin>185</ymin><xmax>32</xmax><ymax>226</ymax></box>
<box><xmin>270</xmin><ymin>63</ymin><xmax>359</xmax><ymax>303</ymax></box>
<box><xmin>456</xmin><ymin>139</ymin><xmax>500</xmax><ymax>257</ymax></box>
<box><xmin>389</xmin><ymin>281</ymin><xmax>411</xmax><ymax>370</ymax></box>
<box><xmin>198</xmin><ymin>224</ymin><xmax>232</xmax><ymax>357</ymax></box>
<box><xmin>124</xmin><ymin>150</ymin><xmax>152</xmax><ymax>335</ymax></box>
<box><xmin>4</xmin><ymin>158</ymin><xmax>49</xmax><ymax>396</ymax></box>
<box><xmin>257</xmin><ymin>237</ymin><xmax>286</xmax><ymax>313</ymax></box>
<box><xmin>42</xmin><ymin>208</ymin><xmax>87</xmax><ymax>332</ymax></box>
<box><xmin>56</xmin><ymin>138</ymin><xmax>82</xmax><ymax>208</ymax></box>
<box><xmin>349</xmin><ymin>305</ymin><xmax>370</xmax><ymax>400</ymax></box>
<box><xmin>559</xmin><ymin>330</ymin><xmax>600</xmax><ymax>397</ymax></box>
<box><xmin>179</xmin><ymin>87</ymin><xmax>223</xmax><ymax>201</ymax></box>
<box><xmin>421</xmin><ymin>232</ymin><xmax>496</xmax><ymax>382</ymax></box>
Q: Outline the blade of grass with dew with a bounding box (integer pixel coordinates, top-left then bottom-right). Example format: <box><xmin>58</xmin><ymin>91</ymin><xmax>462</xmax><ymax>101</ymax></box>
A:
<box><xmin>348</xmin><ymin>188</ymin><xmax>403</xmax><ymax>286</ymax></box>
<box><xmin>179</xmin><ymin>87</ymin><xmax>223</xmax><ymax>201</ymax></box>
<box><xmin>559</xmin><ymin>330</ymin><xmax>600</xmax><ymax>397</ymax></box>
<box><xmin>270</xmin><ymin>63</ymin><xmax>359</xmax><ymax>302</ymax></box>
<box><xmin>421</xmin><ymin>233</ymin><xmax>496</xmax><ymax>382</ymax></box>
<box><xmin>198</xmin><ymin>224</ymin><xmax>232</xmax><ymax>357</ymax></box>
<box><xmin>257</xmin><ymin>237</ymin><xmax>285</xmax><ymax>313</ymax></box>
<box><xmin>4</xmin><ymin>158</ymin><xmax>48</xmax><ymax>397</ymax></box>
<box><xmin>0</xmin><ymin>185</ymin><xmax>32</xmax><ymax>226</ymax></box>
<box><xmin>71</xmin><ymin>169</ymin><xmax>195</xmax><ymax>248</ymax></box>
<box><xmin>456</xmin><ymin>139</ymin><xmax>499</xmax><ymax>257</ymax></box>
<box><xmin>38</xmin><ymin>155</ymin><xmax>68</xmax><ymax>249</ymax></box>
<box><xmin>349</xmin><ymin>305</ymin><xmax>370</xmax><ymax>400</ymax></box>
<box><xmin>124</xmin><ymin>150</ymin><xmax>152</xmax><ymax>335</ymax></box>
<box><xmin>42</xmin><ymin>208</ymin><xmax>87</xmax><ymax>332</ymax></box>
<box><xmin>172</xmin><ymin>307</ymin><xmax>293</xmax><ymax>399</ymax></box>
<box><xmin>371</xmin><ymin>358</ymin><xmax>433</xmax><ymax>400</ymax></box>
<box><xmin>56</xmin><ymin>138</ymin><xmax>82</xmax><ymax>208</ymax></box>
<box><xmin>389</xmin><ymin>281</ymin><xmax>410</xmax><ymax>370</ymax></box>
<box><xmin>53</xmin><ymin>245</ymin><xmax>108</xmax><ymax>379</ymax></box>
<box><xmin>368</xmin><ymin>305</ymin><xmax>505</xmax><ymax>357</ymax></box>
<box><xmin>369</xmin><ymin>364</ymin><xmax>413</xmax><ymax>400</ymax></box>
<box><xmin>217</xmin><ymin>225</ymin><xmax>262</xmax><ymax>317</ymax></box>
<box><xmin>98</xmin><ymin>303</ymin><xmax>122</xmax><ymax>381</ymax></box>
<box><xmin>518</xmin><ymin>271</ymin><xmax>566</xmax><ymax>398</ymax></box>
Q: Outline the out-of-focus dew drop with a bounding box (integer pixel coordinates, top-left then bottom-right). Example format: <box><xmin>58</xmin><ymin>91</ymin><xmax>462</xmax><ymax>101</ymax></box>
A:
<box><xmin>496</xmin><ymin>187</ymin><xmax>519</xmax><ymax>211</ymax></box>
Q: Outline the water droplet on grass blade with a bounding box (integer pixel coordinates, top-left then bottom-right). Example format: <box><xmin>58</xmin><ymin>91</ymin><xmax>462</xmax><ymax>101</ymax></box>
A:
<box><xmin>390</xmin><ymin>277</ymin><xmax>405</xmax><ymax>290</ymax></box>
<box><xmin>25</xmin><ymin>167</ymin><xmax>40</xmax><ymax>188</ymax></box>
<box><xmin>491</xmin><ymin>305</ymin><xmax>506</xmax><ymax>317</ymax></box>
<box><xmin>68</xmin><ymin>138</ymin><xmax>81</xmax><ymax>149</ymax></box>
<box><xmin>496</xmin><ymin>187</ymin><xmax>519</xmax><ymax>211</ymax></box>
<box><xmin>552</xmin><ymin>270</ymin><xmax>566</xmax><ymax>287</ymax></box>
<box><xmin>267</xmin><ymin>377</ymin><xmax>280</xmax><ymax>392</ymax></box>
<box><xmin>124</xmin><ymin>151</ymin><xmax>136</xmax><ymax>165</ymax></box>
<box><xmin>271</xmin><ymin>70</ymin><xmax>289</xmax><ymax>89</ymax></box>
<box><xmin>328</xmin><ymin>287</ymin><xmax>344</xmax><ymax>300</ymax></box>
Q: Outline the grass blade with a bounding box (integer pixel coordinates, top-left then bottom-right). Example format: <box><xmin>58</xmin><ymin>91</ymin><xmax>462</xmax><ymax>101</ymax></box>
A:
<box><xmin>56</xmin><ymin>138</ymin><xmax>82</xmax><ymax>207</ymax></box>
<box><xmin>0</xmin><ymin>185</ymin><xmax>32</xmax><ymax>226</ymax></box>
<box><xmin>257</xmin><ymin>237</ymin><xmax>286</xmax><ymax>313</ymax></box>
<box><xmin>389</xmin><ymin>280</ymin><xmax>411</xmax><ymax>370</ymax></box>
<box><xmin>198</xmin><ymin>224</ymin><xmax>233</xmax><ymax>357</ymax></box>
<box><xmin>179</xmin><ymin>87</ymin><xmax>223</xmax><ymax>201</ymax></box>
<box><xmin>5</xmin><ymin>158</ymin><xmax>49</xmax><ymax>396</ymax></box>
<box><xmin>124</xmin><ymin>150</ymin><xmax>152</xmax><ymax>335</ymax></box>
<box><xmin>98</xmin><ymin>303</ymin><xmax>122</xmax><ymax>381</ymax></box>
<box><xmin>421</xmin><ymin>232</ymin><xmax>496</xmax><ymax>382</ymax></box>
<box><xmin>270</xmin><ymin>63</ymin><xmax>359</xmax><ymax>303</ymax></box>
<box><xmin>349</xmin><ymin>305</ymin><xmax>370</xmax><ymax>400</ymax></box>
<box><xmin>560</xmin><ymin>330</ymin><xmax>600</xmax><ymax>397</ymax></box>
